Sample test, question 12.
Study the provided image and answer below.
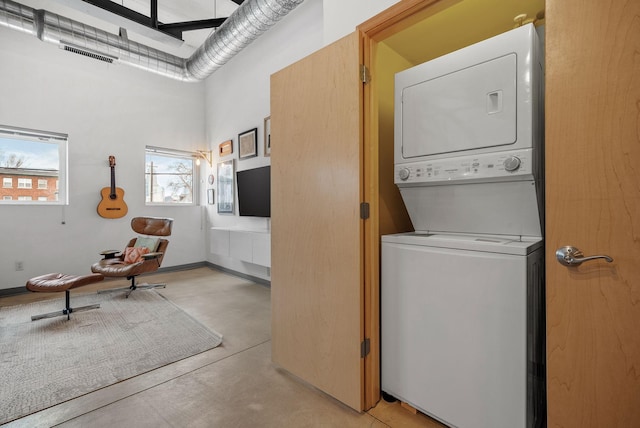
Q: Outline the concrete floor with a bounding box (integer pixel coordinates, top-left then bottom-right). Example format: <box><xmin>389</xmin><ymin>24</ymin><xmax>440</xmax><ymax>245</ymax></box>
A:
<box><xmin>0</xmin><ymin>267</ymin><xmax>445</xmax><ymax>428</ymax></box>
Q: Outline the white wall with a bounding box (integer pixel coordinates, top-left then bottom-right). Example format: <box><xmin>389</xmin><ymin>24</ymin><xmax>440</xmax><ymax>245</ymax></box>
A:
<box><xmin>202</xmin><ymin>0</ymin><xmax>405</xmax><ymax>280</ymax></box>
<box><xmin>0</xmin><ymin>0</ymin><xmax>405</xmax><ymax>289</ymax></box>
<box><xmin>323</xmin><ymin>0</ymin><xmax>401</xmax><ymax>45</ymax></box>
<box><xmin>0</xmin><ymin>26</ymin><xmax>206</xmax><ymax>290</ymax></box>
<box><xmin>203</xmin><ymin>0</ymin><xmax>323</xmax><ymax>280</ymax></box>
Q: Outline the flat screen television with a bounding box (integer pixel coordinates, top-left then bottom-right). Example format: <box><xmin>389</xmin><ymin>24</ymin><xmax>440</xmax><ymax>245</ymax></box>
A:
<box><xmin>236</xmin><ymin>165</ymin><xmax>271</xmax><ymax>217</ymax></box>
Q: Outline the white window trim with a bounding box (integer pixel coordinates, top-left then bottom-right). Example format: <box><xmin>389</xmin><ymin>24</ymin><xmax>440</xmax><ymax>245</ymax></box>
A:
<box><xmin>0</xmin><ymin>125</ymin><xmax>68</xmax><ymax>205</ymax></box>
<box><xmin>145</xmin><ymin>146</ymin><xmax>200</xmax><ymax>206</ymax></box>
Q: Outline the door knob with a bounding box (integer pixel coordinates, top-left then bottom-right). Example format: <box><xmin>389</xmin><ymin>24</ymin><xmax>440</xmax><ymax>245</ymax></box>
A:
<box><xmin>556</xmin><ymin>246</ymin><xmax>613</xmax><ymax>267</ymax></box>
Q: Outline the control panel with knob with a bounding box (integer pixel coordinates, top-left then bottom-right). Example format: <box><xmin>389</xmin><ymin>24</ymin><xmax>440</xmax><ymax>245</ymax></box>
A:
<box><xmin>398</xmin><ymin>167</ymin><xmax>411</xmax><ymax>181</ymax></box>
<box><xmin>503</xmin><ymin>155</ymin><xmax>521</xmax><ymax>172</ymax></box>
<box><xmin>394</xmin><ymin>149</ymin><xmax>536</xmax><ymax>185</ymax></box>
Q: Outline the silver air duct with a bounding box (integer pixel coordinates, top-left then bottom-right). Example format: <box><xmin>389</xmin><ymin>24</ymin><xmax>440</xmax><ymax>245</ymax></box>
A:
<box><xmin>187</xmin><ymin>0</ymin><xmax>303</xmax><ymax>80</ymax></box>
<box><xmin>0</xmin><ymin>0</ymin><xmax>304</xmax><ymax>82</ymax></box>
<box><xmin>0</xmin><ymin>0</ymin><xmax>35</xmax><ymax>35</ymax></box>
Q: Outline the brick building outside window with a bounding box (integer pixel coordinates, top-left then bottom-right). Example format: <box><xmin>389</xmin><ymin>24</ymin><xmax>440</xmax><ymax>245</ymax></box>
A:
<box><xmin>0</xmin><ymin>168</ymin><xmax>59</xmax><ymax>201</ymax></box>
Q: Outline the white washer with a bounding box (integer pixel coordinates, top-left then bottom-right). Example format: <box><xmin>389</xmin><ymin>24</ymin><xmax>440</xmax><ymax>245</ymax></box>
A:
<box><xmin>381</xmin><ymin>233</ymin><xmax>545</xmax><ymax>428</ymax></box>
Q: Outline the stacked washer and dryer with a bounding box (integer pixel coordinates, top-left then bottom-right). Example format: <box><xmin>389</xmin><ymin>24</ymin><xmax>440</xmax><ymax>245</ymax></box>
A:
<box><xmin>381</xmin><ymin>24</ymin><xmax>546</xmax><ymax>428</ymax></box>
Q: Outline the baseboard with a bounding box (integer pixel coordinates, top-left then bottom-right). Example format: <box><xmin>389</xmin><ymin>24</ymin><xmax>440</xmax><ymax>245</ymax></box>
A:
<box><xmin>0</xmin><ymin>286</ymin><xmax>28</xmax><ymax>297</ymax></box>
<box><xmin>0</xmin><ymin>262</ymin><xmax>270</xmax><ymax>297</ymax></box>
<box><xmin>157</xmin><ymin>262</ymin><xmax>208</xmax><ymax>273</ymax></box>
<box><xmin>204</xmin><ymin>262</ymin><xmax>271</xmax><ymax>288</ymax></box>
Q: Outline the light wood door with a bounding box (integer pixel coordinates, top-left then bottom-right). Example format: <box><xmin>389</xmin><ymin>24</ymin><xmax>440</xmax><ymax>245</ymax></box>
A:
<box><xmin>270</xmin><ymin>32</ymin><xmax>364</xmax><ymax>411</ymax></box>
<box><xmin>545</xmin><ymin>0</ymin><xmax>640</xmax><ymax>426</ymax></box>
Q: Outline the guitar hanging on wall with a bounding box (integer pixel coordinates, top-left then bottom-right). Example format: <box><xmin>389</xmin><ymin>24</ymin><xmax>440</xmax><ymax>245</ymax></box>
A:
<box><xmin>97</xmin><ymin>155</ymin><xmax>128</xmax><ymax>219</ymax></box>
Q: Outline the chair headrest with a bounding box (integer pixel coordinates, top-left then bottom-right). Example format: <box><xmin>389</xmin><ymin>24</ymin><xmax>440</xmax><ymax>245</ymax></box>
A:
<box><xmin>131</xmin><ymin>217</ymin><xmax>173</xmax><ymax>236</ymax></box>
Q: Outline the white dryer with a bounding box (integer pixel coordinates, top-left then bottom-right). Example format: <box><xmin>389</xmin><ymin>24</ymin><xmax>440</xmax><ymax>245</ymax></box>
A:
<box><xmin>381</xmin><ymin>24</ymin><xmax>546</xmax><ymax>428</ymax></box>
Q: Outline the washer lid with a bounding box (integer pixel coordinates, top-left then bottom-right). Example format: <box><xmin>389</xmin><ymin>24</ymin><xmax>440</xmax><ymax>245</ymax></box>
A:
<box><xmin>381</xmin><ymin>232</ymin><xmax>543</xmax><ymax>256</ymax></box>
<box><xmin>398</xmin><ymin>179</ymin><xmax>543</xmax><ymax>238</ymax></box>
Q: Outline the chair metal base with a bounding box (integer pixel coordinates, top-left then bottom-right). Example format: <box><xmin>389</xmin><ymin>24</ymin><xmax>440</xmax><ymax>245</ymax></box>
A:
<box><xmin>97</xmin><ymin>277</ymin><xmax>166</xmax><ymax>298</ymax></box>
<box><xmin>31</xmin><ymin>290</ymin><xmax>100</xmax><ymax>321</ymax></box>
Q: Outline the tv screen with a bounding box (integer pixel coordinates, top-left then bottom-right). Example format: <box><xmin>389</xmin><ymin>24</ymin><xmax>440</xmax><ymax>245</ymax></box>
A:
<box><xmin>236</xmin><ymin>166</ymin><xmax>271</xmax><ymax>217</ymax></box>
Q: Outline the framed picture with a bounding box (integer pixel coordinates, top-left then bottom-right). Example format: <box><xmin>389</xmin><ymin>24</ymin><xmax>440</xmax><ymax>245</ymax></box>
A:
<box><xmin>238</xmin><ymin>128</ymin><xmax>258</xmax><ymax>160</ymax></box>
<box><xmin>219</xmin><ymin>139</ymin><xmax>233</xmax><ymax>156</ymax></box>
<box><xmin>217</xmin><ymin>160</ymin><xmax>234</xmax><ymax>214</ymax></box>
<box><xmin>264</xmin><ymin>116</ymin><xmax>271</xmax><ymax>157</ymax></box>
<box><xmin>207</xmin><ymin>188</ymin><xmax>215</xmax><ymax>205</ymax></box>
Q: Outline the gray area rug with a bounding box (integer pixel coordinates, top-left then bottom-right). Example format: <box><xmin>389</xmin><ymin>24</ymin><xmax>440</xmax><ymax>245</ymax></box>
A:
<box><xmin>0</xmin><ymin>290</ymin><xmax>223</xmax><ymax>425</ymax></box>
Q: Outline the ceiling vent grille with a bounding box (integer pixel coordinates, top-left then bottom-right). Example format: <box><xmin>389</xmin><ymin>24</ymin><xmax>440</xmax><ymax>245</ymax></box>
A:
<box><xmin>61</xmin><ymin>44</ymin><xmax>116</xmax><ymax>63</ymax></box>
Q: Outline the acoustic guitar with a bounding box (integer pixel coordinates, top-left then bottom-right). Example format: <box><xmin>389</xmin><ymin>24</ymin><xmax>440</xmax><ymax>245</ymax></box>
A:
<box><xmin>97</xmin><ymin>155</ymin><xmax>128</xmax><ymax>219</ymax></box>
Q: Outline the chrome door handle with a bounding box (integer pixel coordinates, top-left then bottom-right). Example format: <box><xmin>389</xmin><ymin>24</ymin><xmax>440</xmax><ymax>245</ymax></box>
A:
<box><xmin>556</xmin><ymin>246</ymin><xmax>613</xmax><ymax>266</ymax></box>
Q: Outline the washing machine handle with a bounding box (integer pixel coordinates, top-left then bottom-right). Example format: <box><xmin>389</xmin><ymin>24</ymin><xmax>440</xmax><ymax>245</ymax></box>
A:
<box><xmin>556</xmin><ymin>246</ymin><xmax>613</xmax><ymax>267</ymax></box>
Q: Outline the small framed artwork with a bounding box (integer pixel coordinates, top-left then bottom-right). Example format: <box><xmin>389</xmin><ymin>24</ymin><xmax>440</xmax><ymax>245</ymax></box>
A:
<box><xmin>217</xmin><ymin>159</ymin><xmax>234</xmax><ymax>214</ymax></box>
<box><xmin>219</xmin><ymin>139</ymin><xmax>233</xmax><ymax>156</ymax></box>
<box><xmin>238</xmin><ymin>128</ymin><xmax>258</xmax><ymax>160</ymax></box>
<box><xmin>264</xmin><ymin>116</ymin><xmax>271</xmax><ymax>157</ymax></box>
<box><xmin>207</xmin><ymin>188</ymin><xmax>215</xmax><ymax>205</ymax></box>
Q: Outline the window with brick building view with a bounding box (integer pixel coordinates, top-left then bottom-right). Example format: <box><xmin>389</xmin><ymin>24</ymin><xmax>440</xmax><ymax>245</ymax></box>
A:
<box><xmin>0</xmin><ymin>126</ymin><xmax>68</xmax><ymax>204</ymax></box>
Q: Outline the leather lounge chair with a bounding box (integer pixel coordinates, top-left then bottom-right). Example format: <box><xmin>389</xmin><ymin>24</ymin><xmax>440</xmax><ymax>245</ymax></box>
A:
<box><xmin>91</xmin><ymin>216</ymin><xmax>173</xmax><ymax>298</ymax></box>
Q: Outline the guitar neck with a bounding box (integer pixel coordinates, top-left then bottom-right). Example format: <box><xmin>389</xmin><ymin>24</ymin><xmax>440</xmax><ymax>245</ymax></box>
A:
<box><xmin>110</xmin><ymin>166</ymin><xmax>117</xmax><ymax>199</ymax></box>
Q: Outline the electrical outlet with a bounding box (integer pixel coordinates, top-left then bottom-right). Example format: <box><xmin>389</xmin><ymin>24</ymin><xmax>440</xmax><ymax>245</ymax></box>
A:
<box><xmin>15</xmin><ymin>261</ymin><xmax>24</xmax><ymax>271</ymax></box>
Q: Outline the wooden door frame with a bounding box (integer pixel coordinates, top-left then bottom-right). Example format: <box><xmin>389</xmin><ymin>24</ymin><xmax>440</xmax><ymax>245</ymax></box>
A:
<box><xmin>357</xmin><ymin>0</ymin><xmax>457</xmax><ymax>410</ymax></box>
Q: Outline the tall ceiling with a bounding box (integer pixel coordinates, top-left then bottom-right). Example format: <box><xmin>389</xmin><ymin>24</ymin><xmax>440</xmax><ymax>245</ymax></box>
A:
<box><xmin>9</xmin><ymin>0</ymin><xmax>546</xmax><ymax>69</ymax></box>
<box><xmin>12</xmin><ymin>0</ymin><xmax>243</xmax><ymax>57</ymax></box>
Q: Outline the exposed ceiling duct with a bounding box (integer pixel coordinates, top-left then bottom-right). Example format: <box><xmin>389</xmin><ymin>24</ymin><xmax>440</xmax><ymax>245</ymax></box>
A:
<box><xmin>0</xmin><ymin>0</ymin><xmax>305</xmax><ymax>82</ymax></box>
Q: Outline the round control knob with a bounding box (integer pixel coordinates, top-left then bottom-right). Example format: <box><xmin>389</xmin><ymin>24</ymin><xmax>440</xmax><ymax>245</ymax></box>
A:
<box><xmin>503</xmin><ymin>156</ymin><xmax>521</xmax><ymax>172</ymax></box>
<box><xmin>398</xmin><ymin>167</ymin><xmax>411</xmax><ymax>181</ymax></box>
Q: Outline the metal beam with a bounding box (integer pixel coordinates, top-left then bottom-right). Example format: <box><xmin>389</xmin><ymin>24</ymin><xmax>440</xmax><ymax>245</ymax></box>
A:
<box><xmin>79</xmin><ymin>0</ymin><xmax>231</xmax><ymax>41</ymax></box>
<box><xmin>159</xmin><ymin>18</ymin><xmax>227</xmax><ymax>39</ymax></box>
<box><xmin>81</xmin><ymin>0</ymin><xmax>158</xmax><ymax>29</ymax></box>
<box><xmin>150</xmin><ymin>0</ymin><xmax>158</xmax><ymax>28</ymax></box>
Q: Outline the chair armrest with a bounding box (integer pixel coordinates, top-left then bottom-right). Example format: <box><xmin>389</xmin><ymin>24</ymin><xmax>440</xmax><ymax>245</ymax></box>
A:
<box><xmin>142</xmin><ymin>251</ymin><xmax>163</xmax><ymax>260</ymax></box>
<box><xmin>100</xmin><ymin>250</ymin><xmax>121</xmax><ymax>259</ymax></box>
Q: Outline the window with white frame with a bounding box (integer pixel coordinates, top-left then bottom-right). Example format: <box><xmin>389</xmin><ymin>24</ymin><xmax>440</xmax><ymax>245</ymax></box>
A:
<box><xmin>18</xmin><ymin>178</ymin><xmax>32</xmax><ymax>188</ymax></box>
<box><xmin>145</xmin><ymin>146</ymin><xmax>198</xmax><ymax>205</ymax></box>
<box><xmin>0</xmin><ymin>125</ymin><xmax>68</xmax><ymax>205</ymax></box>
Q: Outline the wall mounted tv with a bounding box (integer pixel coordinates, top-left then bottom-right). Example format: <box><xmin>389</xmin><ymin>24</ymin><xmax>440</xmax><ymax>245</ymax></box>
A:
<box><xmin>236</xmin><ymin>165</ymin><xmax>271</xmax><ymax>217</ymax></box>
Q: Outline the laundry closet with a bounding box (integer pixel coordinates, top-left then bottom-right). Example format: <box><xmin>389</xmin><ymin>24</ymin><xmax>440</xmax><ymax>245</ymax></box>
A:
<box><xmin>271</xmin><ymin>0</ymin><xmax>545</xmax><ymax>412</ymax></box>
<box><xmin>271</xmin><ymin>0</ymin><xmax>640</xmax><ymax>426</ymax></box>
<box><xmin>381</xmin><ymin>23</ymin><xmax>545</xmax><ymax>428</ymax></box>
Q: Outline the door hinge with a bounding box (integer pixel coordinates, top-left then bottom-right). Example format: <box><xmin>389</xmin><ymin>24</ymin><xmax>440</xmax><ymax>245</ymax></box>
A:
<box><xmin>361</xmin><ymin>338</ymin><xmax>370</xmax><ymax>358</ymax></box>
<box><xmin>360</xmin><ymin>202</ymin><xmax>370</xmax><ymax>220</ymax></box>
<box><xmin>360</xmin><ymin>64</ymin><xmax>370</xmax><ymax>84</ymax></box>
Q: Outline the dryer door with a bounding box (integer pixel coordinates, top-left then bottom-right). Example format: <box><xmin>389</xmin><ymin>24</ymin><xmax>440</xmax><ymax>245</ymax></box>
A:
<box><xmin>400</xmin><ymin>53</ymin><xmax>517</xmax><ymax>159</ymax></box>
